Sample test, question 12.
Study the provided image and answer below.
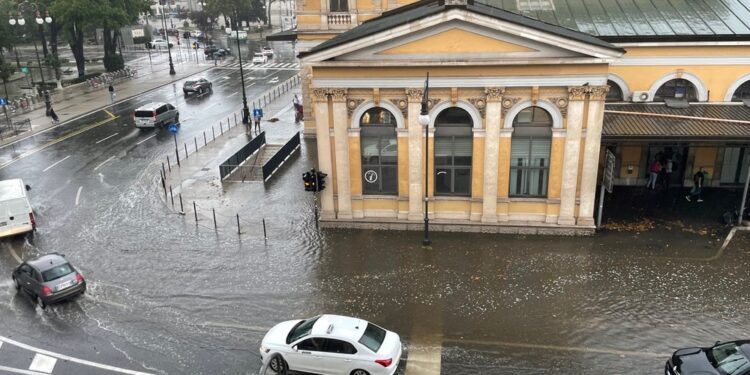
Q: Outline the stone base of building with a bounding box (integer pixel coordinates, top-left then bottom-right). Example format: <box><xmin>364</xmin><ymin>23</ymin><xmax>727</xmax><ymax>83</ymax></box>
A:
<box><xmin>320</xmin><ymin>217</ymin><xmax>595</xmax><ymax>236</ymax></box>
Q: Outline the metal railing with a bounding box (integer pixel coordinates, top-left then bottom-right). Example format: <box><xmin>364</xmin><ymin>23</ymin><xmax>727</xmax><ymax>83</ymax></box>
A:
<box><xmin>219</xmin><ymin>131</ymin><xmax>266</xmax><ymax>180</ymax></box>
<box><xmin>262</xmin><ymin>132</ymin><xmax>300</xmax><ymax>182</ymax></box>
<box><xmin>0</xmin><ymin>118</ymin><xmax>31</xmax><ymax>139</ymax></box>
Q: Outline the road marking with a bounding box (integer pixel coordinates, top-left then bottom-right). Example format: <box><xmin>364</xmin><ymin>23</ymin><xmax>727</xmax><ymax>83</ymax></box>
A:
<box><xmin>0</xmin><ymin>336</ymin><xmax>154</xmax><ymax>375</ymax></box>
<box><xmin>135</xmin><ymin>134</ymin><xmax>156</xmax><ymax>145</ymax></box>
<box><xmin>95</xmin><ymin>132</ymin><xmax>119</xmax><ymax>144</ymax></box>
<box><xmin>75</xmin><ymin>186</ymin><xmax>83</xmax><ymax>206</ymax></box>
<box><xmin>29</xmin><ymin>354</ymin><xmax>56</xmax><ymax>373</ymax></box>
<box><xmin>0</xmin><ymin>116</ymin><xmax>118</xmax><ymax>170</ymax></box>
<box><xmin>222</xmin><ymin>76</ymin><xmax>230</xmax><ymax>80</ymax></box>
<box><xmin>103</xmin><ymin>109</ymin><xmax>116</xmax><ymax>119</ymax></box>
<box><xmin>229</xmin><ymin>92</ymin><xmax>238</xmax><ymax>97</ymax></box>
<box><xmin>8</xmin><ymin>244</ymin><xmax>22</xmax><ymax>263</ymax></box>
<box><xmin>93</xmin><ymin>155</ymin><xmax>116</xmax><ymax>171</ymax></box>
<box><xmin>42</xmin><ymin>155</ymin><xmax>71</xmax><ymax>172</ymax></box>
<box><xmin>0</xmin><ymin>365</ymin><xmax>47</xmax><ymax>375</ymax></box>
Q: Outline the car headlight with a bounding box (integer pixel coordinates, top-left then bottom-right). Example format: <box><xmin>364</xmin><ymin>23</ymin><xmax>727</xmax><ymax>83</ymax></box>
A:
<box><xmin>260</xmin><ymin>345</ymin><xmax>270</xmax><ymax>354</ymax></box>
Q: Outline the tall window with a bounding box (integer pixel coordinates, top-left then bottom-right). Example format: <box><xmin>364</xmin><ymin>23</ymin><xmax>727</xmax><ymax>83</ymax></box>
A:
<box><xmin>654</xmin><ymin>79</ymin><xmax>698</xmax><ymax>102</ymax></box>
<box><xmin>330</xmin><ymin>0</ymin><xmax>348</xmax><ymax>11</ymax></box>
<box><xmin>732</xmin><ymin>81</ymin><xmax>750</xmax><ymax>102</ymax></box>
<box><xmin>606</xmin><ymin>80</ymin><xmax>623</xmax><ymax>102</ymax></box>
<box><xmin>720</xmin><ymin>147</ymin><xmax>750</xmax><ymax>184</ymax></box>
<box><xmin>360</xmin><ymin>108</ymin><xmax>397</xmax><ymax>195</ymax></box>
<box><xmin>434</xmin><ymin>107</ymin><xmax>473</xmax><ymax>196</ymax></box>
<box><xmin>510</xmin><ymin>107</ymin><xmax>552</xmax><ymax>197</ymax></box>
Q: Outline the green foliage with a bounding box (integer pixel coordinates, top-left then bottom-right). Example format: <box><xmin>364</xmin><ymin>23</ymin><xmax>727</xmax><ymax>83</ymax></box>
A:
<box><xmin>43</xmin><ymin>55</ymin><xmax>68</xmax><ymax>69</ymax></box>
<box><xmin>103</xmin><ymin>54</ymin><xmax>124</xmax><ymax>71</ymax></box>
<box><xmin>201</xmin><ymin>0</ymin><xmax>266</xmax><ymax>26</ymax></box>
<box><xmin>0</xmin><ymin>58</ymin><xmax>15</xmax><ymax>83</ymax></box>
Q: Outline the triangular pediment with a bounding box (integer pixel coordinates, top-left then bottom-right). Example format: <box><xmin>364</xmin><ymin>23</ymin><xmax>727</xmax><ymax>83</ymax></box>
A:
<box><xmin>300</xmin><ymin>6</ymin><xmax>623</xmax><ymax>63</ymax></box>
<box><xmin>377</xmin><ymin>28</ymin><xmax>537</xmax><ymax>55</ymax></box>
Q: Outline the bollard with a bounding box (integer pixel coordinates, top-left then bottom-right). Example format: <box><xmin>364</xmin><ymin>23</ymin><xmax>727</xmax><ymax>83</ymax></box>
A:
<box><xmin>263</xmin><ymin>96</ymin><xmax>266</xmax><ymax>106</ymax></box>
<box><xmin>262</xmin><ymin>218</ymin><xmax>267</xmax><ymax>239</ymax></box>
<box><xmin>236</xmin><ymin>213</ymin><xmax>241</xmax><ymax>234</ymax></box>
<box><xmin>162</xmin><ymin>162</ymin><xmax>166</xmax><ymax>179</ymax></box>
<box><xmin>194</xmin><ymin>137</ymin><xmax>198</xmax><ymax>152</ymax></box>
<box><xmin>184</xmin><ymin>143</ymin><xmax>188</xmax><ymax>159</ymax></box>
<box><xmin>161</xmin><ymin>176</ymin><xmax>167</xmax><ymax>198</ymax></box>
<box><xmin>220</xmin><ymin>122</ymin><xmax>223</xmax><ymax>135</ymax></box>
<box><xmin>227</xmin><ymin>117</ymin><xmax>230</xmax><ymax>128</ymax></box>
<box><xmin>203</xmin><ymin>131</ymin><xmax>207</xmax><ymax>146</ymax></box>
<box><xmin>212</xmin><ymin>126</ymin><xmax>215</xmax><ymax>141</ymax></box>
<box><xmin>169</xmin><ymin>186</ymin><xmax>174</xmax><ymax>207</ymax></box>
<box><xmin>179</xmin><ymin>193</ymin><xmax>184</xmax><ymax>213</ymax></box>
<box><xmin>193</xmin><ymin>201</ymin><xmax>198</xmax><ymax>223</ymax></box>
<box><xmin>314</xmin><ymin>206</ymin><xmax>319</xmax><ymax>230</ymax></box>
<box><xmin>175</xmin><ymin>148</ymin><xmax>181</xmax><ymax>167</ymax></box>
<box><xmin>166</xmin><ymin>155</ymin><xmax>172</xmax><ymax>172</ymax></box>
<box><xmin>234</xmin><ymin>113</ymin><xmax>237</xmax><ymax>126</ymax></box>
<box><xmin>212</xmin><ymin>208</ymin><xmax>217</xmax><ymax>230</ymax></box>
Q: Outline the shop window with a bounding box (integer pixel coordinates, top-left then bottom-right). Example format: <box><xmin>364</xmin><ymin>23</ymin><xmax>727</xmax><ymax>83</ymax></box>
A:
<box><xmin>732</xmin><ymin>81</ymin><xmax>750</xmax><ymax>102</ymax></box>
<box><xmin>330</xmin><ymin>0</ymin><xmax>348</xmax><ymax>12</ymax></box>
<box><xmin>434</xmin><ymin>107</ymin><xmax>473</xmax><ymax>197</ymax></box>
<box><xmin>510</xmin><ymin>107</ymin><xmax>552</xmax><ymax>197</ymax></box>
<box><xmin>654</xmin><ymin>79</ymin><xmax>698</xmax><ymax>102</ymax></box>
<box><xmin>720</xmin><ymin>147</ymin><xmax>750</xmax><ymax>184</ymax></box>
<box><xmin>606</xmin><ymin>80</ymin><xmax>624</xmax><ymax>102</ymax></box>
<box><xmin>361</xmin><ymin>108</ymin><xmax>397</xmax><ymax>195</ymax></box>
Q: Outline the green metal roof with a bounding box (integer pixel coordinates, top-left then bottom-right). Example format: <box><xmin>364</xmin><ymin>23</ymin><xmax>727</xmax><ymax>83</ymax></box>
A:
<box><xmin>478</xmin><ymin>0</ymin><xmax>750</xmax><ymax>41</ymax></box>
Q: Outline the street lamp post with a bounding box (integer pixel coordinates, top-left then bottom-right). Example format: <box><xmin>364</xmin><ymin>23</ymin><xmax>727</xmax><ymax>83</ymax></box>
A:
<box><xmin>9</xmin><ymin>1</ymin><xmax>52</xmax><ymax>89</ymax></box>
<box><xmin>235</xmin><ymin>16</ymin><xmax>249</xmax><ymax>124</ymax></box>
<box><xmin>418</xmin><ymin>73</ymin><xmax>431</xmax><ymax>246</ymax></box>
<box><xmin>160</xmin><ymin>3</ymin><xmax>176</xmax><ymax>75</ymax></box>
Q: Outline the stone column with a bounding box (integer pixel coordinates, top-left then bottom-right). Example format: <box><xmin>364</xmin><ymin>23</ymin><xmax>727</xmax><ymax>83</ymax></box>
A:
<box><xmin>331</xmin><ymin>88</ymin><xmax>352</xmax><ymax>220</ymax></box>
<box><xmin>300</xmin><ymin>66</ymin><xmax>316</xmax><ymax>138</ymax></box>
<box><xmin>557</xmin><ymin>86</ymin><xmax>587</xmax><ymax>226</ymax></box>
<box><xmin>481</xmin><ymin>88</ymin><xmax>504</xmax><ymax>223</ymax></box>
<box><xmin>313</xmin><ymin>89</ymin><xmax>335</xmax><ymax>219</ymax></box>
<box><xmin>406</xmin><ymin>88</ymin><xmax>424</xmax><ymax>221</ymax></box>
<box><xmin>577</xmin><ymin>86</ymin><xmax>608</xmax><ymax>226</ymax></box>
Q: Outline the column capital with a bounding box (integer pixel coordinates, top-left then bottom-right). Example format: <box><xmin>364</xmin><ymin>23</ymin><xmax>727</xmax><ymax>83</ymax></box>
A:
<box><xmin>568</xmin><ymin>86</ymin><xmax>588</xmax><ymax>101</ymax></box>
<box><xmin>485</xmin><ymin>87</ymin><xmax>505</xmax><ymax>102</ymax></box>
<box><xmin>312</xmin><ymin>88</ymin><xmax>329</xmax><ymax>102</ymax></box>
<box><xmin>405</xmin><ymin>88</ymin><xmax>423</xmax><ymax>103</ymax></box>
<box><xmin>330</xmin><ymin>88</ymin><xmax>348</xmax><ymax>103</ymax></box>
<box><xmin>587</xmin><ymin>85</ymin><xmax>610</xmax><ymax>101</ymax></box>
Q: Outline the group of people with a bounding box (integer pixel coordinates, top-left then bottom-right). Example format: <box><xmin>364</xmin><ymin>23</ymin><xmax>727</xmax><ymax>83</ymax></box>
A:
<box><xmin>646</xmin><ymin>155</ymin><xmax>707</xmax><ymax>202</ymax></box>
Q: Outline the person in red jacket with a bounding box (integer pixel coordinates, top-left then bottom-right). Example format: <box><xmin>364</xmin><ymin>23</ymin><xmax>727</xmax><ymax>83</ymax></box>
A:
<box><xmin>646</xmin><ymin>159</ymin><xmax>661</xmax><ymax>189</ymax></box>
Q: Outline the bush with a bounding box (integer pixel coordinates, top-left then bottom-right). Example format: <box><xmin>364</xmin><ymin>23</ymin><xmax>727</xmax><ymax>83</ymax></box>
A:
<box><xmin>104</xmin><ymin>54</ymin><xmax>124</xmax><ymax>72</ymax></box>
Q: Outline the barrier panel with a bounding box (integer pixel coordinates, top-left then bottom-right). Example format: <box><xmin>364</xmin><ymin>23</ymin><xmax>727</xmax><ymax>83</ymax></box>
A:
<box><xmin>262</xmin><ymin>131</ymin><xmax>300</xmax><ymax>182</ymax></box>
<box><xmin>219</xmin><ymin>131</ymin><xmax>266</xmax><ymax>179</ymax></box>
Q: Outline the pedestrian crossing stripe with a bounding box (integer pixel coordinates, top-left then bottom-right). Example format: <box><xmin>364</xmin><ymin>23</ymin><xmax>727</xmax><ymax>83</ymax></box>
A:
<box><xmin>220</xmin><ymin>62</ymin><xmax>299</xmax><ymax>69</ymax></box>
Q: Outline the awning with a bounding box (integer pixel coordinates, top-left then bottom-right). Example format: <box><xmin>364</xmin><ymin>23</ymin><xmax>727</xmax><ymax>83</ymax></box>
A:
<box><xmin>603</xmin><ymin>103</ymin><xmax>750</xmax><ymax>140</ymax></box>
<box><xmin>266</xmin><ymin>29</ymin><xmax>297</xmax><ymax>42</ymax></box>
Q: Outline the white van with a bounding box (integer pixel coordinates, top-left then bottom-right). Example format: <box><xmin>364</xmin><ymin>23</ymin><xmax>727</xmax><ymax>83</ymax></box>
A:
<box><xmin>0</xmin><ymin>179</ymin><xmax>35</xmax><ymax>238</ymax></box>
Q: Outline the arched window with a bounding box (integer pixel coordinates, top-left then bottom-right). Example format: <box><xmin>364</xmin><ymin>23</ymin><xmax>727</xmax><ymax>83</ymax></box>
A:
<box><xmin>606</xmin><ymin>80</ymin><xmax>624</xmax><ymax>102</ymax></box>
<box><xmin>434</xmin><ymin>107</ymin><xmax>473</xmax><ymax>196</ymax></box>
<box><xmin>510</xmin><ymin>107</ymin><xmax>552</xmax><ymax>197</ymax></box>
<box><xmin>654</xmin><ymin>79</ymin><xmax>698</xmax><ymax>102</ymax></box>
<box><xmin>732</xmin><ymin>81</ymin><xmax>750</xmax><ymax>102</ymax></box>
<box><xmin>360</xmin><ymin>108</ymin><xmax>397</xmax><ymax>195</ymax></box>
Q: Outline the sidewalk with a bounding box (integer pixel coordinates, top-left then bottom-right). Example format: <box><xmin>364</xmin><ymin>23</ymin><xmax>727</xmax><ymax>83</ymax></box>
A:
<box><xmin>160</xmin><ymin>78</ymin><xmax>303</xmax><ymax>233</ymax></box>
<box><xmin>0</xmin><ymin>52</ymin><xmax>224</xmax><ymax>147</ymax></box>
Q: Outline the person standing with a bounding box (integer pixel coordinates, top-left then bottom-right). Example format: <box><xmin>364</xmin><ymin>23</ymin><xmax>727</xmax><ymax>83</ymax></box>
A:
<box><xmin>685</xmin><ymin>167</ymin><xmax>706</xmax><ymax>202</ymax></box>
<box><xmin>49</xmin><ymin>107</ymin><xmax>59</xmax><ymax>124</ymax></box>
<box><xmin>662</xmin><ymin>157</ymin><xmax>673</xmax><ymax>189</ymax></box>
<box><xmin>646</xmin><ymin>159</ymin><xmax>661</xmax><ymax>189</ymax></box>
<box><xmin>253</xmin><ymin>115</ymin><xmax>261</xmax><ymax>134</ymax></box>
<box><xmin>108</xmin><ymin>84</ymin><xmax>116</xmax><ymax>103</ymax></box>
<box><xmin>43</xmin><ymin>90</ymin><xmax>51</xmax><ymax>117</ymax></box>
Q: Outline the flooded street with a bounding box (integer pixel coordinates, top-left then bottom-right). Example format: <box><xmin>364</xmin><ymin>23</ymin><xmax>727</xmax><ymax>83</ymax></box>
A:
<box><xmin>0</xmin><ymin>132</ymin><xmax>747</xmax><ymax>373</ymax></box>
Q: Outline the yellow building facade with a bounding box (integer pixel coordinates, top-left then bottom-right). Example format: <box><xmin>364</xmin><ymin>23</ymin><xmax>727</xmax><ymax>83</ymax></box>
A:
<box><xmin>292</xmin><ymin>0</ymin><xmax>750</xmax><ymax>233</ymax></box>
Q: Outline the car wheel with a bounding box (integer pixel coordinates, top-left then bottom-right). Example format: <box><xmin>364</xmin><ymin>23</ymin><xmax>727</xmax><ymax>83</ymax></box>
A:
<box><xmin>351</xmin><ymin>370</ymin><xmax>370</xmax><ymax>375</ymax></box>
<box><xmin>36</xmin><ymin>295</ymin><xmax>47</xmax><ymax>309</ymax></box>
<box><xmin>268</xmin><ymin>355</ymin><xmax>287</xmax><ymax>373</ymax></box>
<box><xmin>12</xmin><ymin>276</ymin><xmax>20</xmax><ymax>291</ymax></box>
<box><xmin>174</xmin><ymin>113</ymin><xmax>179</xmax><ymax>123</ymax></box>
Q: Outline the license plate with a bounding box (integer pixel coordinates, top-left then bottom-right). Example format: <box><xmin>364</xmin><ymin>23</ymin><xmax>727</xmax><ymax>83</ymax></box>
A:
<box><xmin>56</xmin><ymin>280</ymin><xmax>73</xmax><ymax>291</ymax></box>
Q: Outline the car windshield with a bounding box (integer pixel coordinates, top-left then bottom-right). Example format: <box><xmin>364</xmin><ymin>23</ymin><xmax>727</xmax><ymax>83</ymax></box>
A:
<box><xmin>184</xmin><ymin>81</ymin><xmax>196</xmax><ymax>86</ymax></box>
<box><xmin>358</xmin><ymin>323</ymin><xmax>386</xmax><ymax>353</ymax></box>
<box><xmin>41</xmin><ymin>263</ymin><xmax>74</xmax><ymax>282</ymax></box>
<box><xmin>286</xmin><ymin>316</ymin><xmax>320</xmax><ymax>344</ymax></box>
<box><xmin>709</xmin><ymin>342</ymin><xmax>750</xmax><ymax>375</ymax></box>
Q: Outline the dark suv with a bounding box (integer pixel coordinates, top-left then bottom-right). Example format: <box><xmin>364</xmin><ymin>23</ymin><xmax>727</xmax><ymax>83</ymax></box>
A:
<box><xmin>12</xmin><ymin>253</ymin><xmax>86</xmax><ymax>308</ymax></box>
<box><xmin>666</xmin><ymin>340</ymin><xmax>750</xmax><ymax>375</ymax></box>
<box><xmin>183</xmin><ymin>78</ymin><xmax>212</xmax><ymax>96</ymax></box>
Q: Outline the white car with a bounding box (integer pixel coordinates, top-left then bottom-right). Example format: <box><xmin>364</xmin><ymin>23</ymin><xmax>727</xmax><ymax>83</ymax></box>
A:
<box><xmin>260</xmin><ymin>314</ymin><xmax>402</xmax><ymax>375</ymax></box>
<box><xmin>149</xmin><ymin>38</ymin><xmax>172</xmax><ymax>49</ymax></box>
<box><xmin>261</xmin><ymin>46</ymin><xmax>274</xmax><ymax>56</ymax></box>
<box><xmin>252</xmin><ymin>52</ymin><xmax>268</xmax><ymax>64</ymax></box>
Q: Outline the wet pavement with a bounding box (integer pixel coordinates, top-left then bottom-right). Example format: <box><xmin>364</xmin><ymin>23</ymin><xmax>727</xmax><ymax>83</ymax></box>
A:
<box><xmin>0</xmin><ymin>38</ymin><xmax>749</xmax><ymax>374</ymax></box>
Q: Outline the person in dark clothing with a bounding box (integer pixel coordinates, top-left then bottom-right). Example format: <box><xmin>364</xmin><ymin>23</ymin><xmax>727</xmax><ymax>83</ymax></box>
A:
<box><xmin>49</xmin><ymin>107</ymin><xmax>60</xmax><ymax>124</ymax></box>
<box><xmin>108</xmin><ymin>84</ymin><xmax>116</xmax><ymax>103</ymax></box>
<box><xmin>43</xmin><ymin>90</ymin><xmax>51</xmax><ymax>117</ymax></box>
<box><xmin>685</xmin><ymin>168</ymin><xmax>706</xmax><ymax>202</ymax></box>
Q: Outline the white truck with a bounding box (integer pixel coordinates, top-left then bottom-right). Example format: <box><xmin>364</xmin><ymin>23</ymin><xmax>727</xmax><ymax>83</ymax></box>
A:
<box><xmin>0</xmin><ymin>179</ymin><xmax>35</xmax><ymax>238</ymax></box>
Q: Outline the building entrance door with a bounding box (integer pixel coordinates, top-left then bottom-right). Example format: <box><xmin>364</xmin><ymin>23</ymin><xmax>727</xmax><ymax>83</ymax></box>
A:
<box><xmin>646</xmin><ymin>144</ymin><xmax>688</xmax><ymax>188</ymax></box>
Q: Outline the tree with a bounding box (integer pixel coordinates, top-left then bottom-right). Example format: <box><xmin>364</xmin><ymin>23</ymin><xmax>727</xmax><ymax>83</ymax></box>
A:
<box><xmin>51</xmin><ymin>0</ymin><xmax>100</xmax><ymax>77</ymax></box>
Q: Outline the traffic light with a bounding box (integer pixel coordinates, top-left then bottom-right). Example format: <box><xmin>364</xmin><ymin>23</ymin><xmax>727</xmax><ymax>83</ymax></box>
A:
<box><xmin>316</xmin><ymin>171</ymin><xmax>328</xmax><ymax>192</ymax></box>
<box><xmin>302</xmin><ymin>171</ymin><xmax>315</xmax><ymax>192</ymax></box>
